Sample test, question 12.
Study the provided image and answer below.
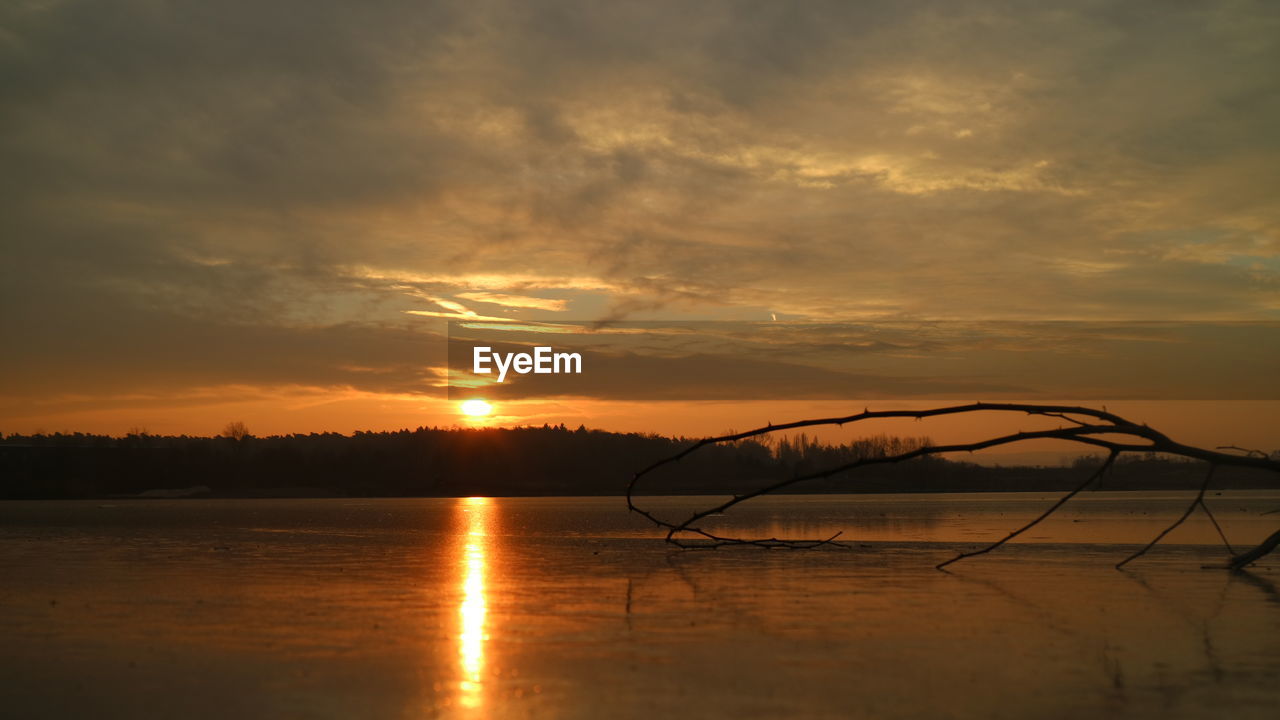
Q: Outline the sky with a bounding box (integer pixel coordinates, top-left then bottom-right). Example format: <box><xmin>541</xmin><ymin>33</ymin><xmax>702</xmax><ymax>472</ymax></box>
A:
<box><xmin>2</xmin><ymin>1</ymin><xmax>1278</xmax><ymax>456</ymax></box>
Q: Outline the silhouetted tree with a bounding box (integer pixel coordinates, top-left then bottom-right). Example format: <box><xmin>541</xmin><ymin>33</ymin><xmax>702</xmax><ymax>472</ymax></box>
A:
<box><xmin>222</xmin><ymin>421</ymin><xmax>251</xmax><ymax>441</ymax></box>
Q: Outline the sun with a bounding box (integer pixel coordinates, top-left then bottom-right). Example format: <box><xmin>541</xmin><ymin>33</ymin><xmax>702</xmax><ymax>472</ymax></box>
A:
<box><xmin>459</xmin><ymin>399</ymin><xmax>493</xmax><ymax>418</ymax></box>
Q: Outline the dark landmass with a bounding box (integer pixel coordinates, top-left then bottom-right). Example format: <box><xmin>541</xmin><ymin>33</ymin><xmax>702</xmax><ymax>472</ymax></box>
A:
<box><xmin>1</xmin><ymin>425</ymin><xmax>1277</xmax><ymax>500</ymax></box>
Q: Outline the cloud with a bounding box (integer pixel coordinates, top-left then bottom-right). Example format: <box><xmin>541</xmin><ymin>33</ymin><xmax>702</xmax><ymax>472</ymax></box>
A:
<box><xmin>443</xmin><ymin>320</ymin><xmax>1280</xmax><ymax>402</ymax></box>
<box><xmin>2</xmin><ymin>0</ymin><xmax>1278</xmax><ymax>423</ymax></box>
<box><xmin>405</xmin><ymin>310</ymin><xmax>508</xmax><ymax>322</ymax></box>
<box><xmin>424</xmin><ymin>297</ymin><xmax>477</xmax><ymax>316</ymax></box>
<box><xmin>456</xmin><ymin>292</ymin><xmax>569</xmax><ymax>312</ymax></box>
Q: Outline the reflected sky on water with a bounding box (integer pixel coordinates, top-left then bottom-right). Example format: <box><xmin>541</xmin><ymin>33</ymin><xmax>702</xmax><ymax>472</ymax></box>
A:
<box><xmin>0</xmin><ymin>493</ymin><xmax>1277</xmax><ymax>719</ymax></box>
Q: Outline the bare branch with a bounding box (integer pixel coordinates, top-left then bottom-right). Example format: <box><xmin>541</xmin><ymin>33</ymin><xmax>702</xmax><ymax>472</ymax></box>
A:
<box><xmin>1227</xmin><ymin>529</ymin><xmax>1280</xmax><ymax>570</ymax></box>
<box><xmin>1216</xmin><ymin>445</ymin><xmax>1268</xmax><ymax>459</ymax></box>
<box><xmin>627</xmin><ymin>403</ymin><xmax>1280</xmax><ymax>570</ymax></box>
<box><xmin>1117</xmin><ymin>464</ymin><xmax>1218</xmax><ymax>569</ymax></box>
<box><xmin>936</xmin><ymin>450</ymin><xmax>1118</xmax><ymax>570</ymax></box>
<box><xmin>1198</xmin><ymin>498</ymin><xmax>1234</xmax><ymax>555</ymax></box>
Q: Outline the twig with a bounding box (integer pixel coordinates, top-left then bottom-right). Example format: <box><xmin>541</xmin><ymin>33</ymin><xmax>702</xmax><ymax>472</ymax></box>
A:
<box><xmin>1216</xmin><ymin>445</ymin><xmax>1268</xmax><ymax>459</ymax></box>
<box><xmin>1197</xmin><ymin>498</ymin><xmax>1234</xmax><ymax>555</ymax></box>
<box><xmin>935</xmin><ymin>450</ymin><xmax>1118</xmax><ymax>570</ymax></box>
<box><xmin>1116</xmin><ymin>464</ymin><xmax>1217</xmax><ymax>569</ymax></box>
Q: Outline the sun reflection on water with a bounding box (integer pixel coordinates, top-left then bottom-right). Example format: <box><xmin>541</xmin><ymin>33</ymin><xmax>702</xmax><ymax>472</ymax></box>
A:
<box><xmin>457</xmin><ymin>497</ymin><xmax>490</xmax><ymax>710</ymax></box>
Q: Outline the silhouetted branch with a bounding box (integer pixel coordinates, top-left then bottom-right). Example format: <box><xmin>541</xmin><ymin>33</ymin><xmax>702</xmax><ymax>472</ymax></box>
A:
<box><xmin>1116</xmin><ymin>464</ymin><xmax>1217</xmax><ymax>569</ymax></box>
<box><xmin>1199</xmin><ymin>498</ymin><xmax>1235</xmax><ymax>556</ymax></box>
<box><xmin>628</xmin><ymin>403</ymin><xmax>1280</xmax><ymax>569</ymax></box>
<box><xmin>1216</xmin><ymin>445</ymin><xmax>1268</xmax><ymax>459</ymax></box>
<box><xmin>936</xmin><ymin>450</ymin><xmax>1118</xmax><ymax>570</ymax></box>
<box><xmin>1227</xmin><ymin>529</ymin><xmax>1280</xmax><ymax>571</ymax></box>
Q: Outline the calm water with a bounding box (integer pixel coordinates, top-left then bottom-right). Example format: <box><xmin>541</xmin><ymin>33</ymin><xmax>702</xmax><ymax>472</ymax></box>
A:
<box><xmin>1</xmin><ymin>492</ymin><xmax>1277</xmax><ymax>719</ymax></box>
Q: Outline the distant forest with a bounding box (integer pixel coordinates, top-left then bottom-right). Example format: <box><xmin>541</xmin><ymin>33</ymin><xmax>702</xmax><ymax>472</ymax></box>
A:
<box><xmin>2</xmin><ymin>425</ymin><xmax>1277</xmax><ymax>500</ymax></box>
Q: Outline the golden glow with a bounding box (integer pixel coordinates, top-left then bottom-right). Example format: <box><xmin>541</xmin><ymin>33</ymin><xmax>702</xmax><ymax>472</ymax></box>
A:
<box><xmin>459</xmin><ymin>399</ymin><xmax>493</xmax><ymax>418</ymax></box>
<box><xmin>457</xmin><ymin>497</ymin><xmax>491</xmax><ymax>710</ymax></box>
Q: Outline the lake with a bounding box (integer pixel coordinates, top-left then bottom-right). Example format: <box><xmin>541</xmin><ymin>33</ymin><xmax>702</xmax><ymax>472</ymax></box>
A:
<box><xmin>1</xmin><ymin>492</ymin><xmax>1277</xmax><ymax>719</ymax></box>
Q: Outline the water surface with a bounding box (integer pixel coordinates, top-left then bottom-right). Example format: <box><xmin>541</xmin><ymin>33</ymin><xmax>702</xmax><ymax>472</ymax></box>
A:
<box><xmin>1</xmin><ymin>492</ymin><xmax>1277</xmax><ymax>719</ymax></box>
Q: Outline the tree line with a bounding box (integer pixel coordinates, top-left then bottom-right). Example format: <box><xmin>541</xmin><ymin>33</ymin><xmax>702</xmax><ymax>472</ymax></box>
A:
<box><xmin>1</xmin><ymin>424</ymin><xmax>1276</xmax><ymax>499</ymax></box>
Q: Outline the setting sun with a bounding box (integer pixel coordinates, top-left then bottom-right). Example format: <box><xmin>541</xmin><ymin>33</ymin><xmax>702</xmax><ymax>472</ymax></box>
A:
<box><xmin>459</xmin><ymin>399</ymin><xmax>493</xmax><ymax>418</ymax></box>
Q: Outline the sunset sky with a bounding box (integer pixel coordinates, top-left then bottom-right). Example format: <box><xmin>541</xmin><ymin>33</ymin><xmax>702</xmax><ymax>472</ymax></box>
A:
<box><xmin>2</xmin><ymin>1</ymin><xmax>1278</xmax><ymax>456</ymax></box>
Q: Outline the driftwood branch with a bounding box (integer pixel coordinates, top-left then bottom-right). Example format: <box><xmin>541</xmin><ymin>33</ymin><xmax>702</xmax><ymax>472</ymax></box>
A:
<box><xmin>627</xmin><ymin>402</ymin><xmax>1280</xmax><ymax>569</ymax></box>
